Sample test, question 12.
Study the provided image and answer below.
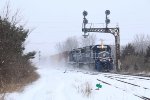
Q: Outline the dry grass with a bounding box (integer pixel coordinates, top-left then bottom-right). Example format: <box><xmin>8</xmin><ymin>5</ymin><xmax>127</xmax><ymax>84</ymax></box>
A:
<box><xmin>0</xmin><ymin>71</ymin><xmax>39</xmax><ymax>100</ymax></box>
<box><xmin>81</xmin><ymin>82</ymin><xmax>92</xmax><ymax>97</ymax></box>
<box><xmin>0</xmin><ymin>71</ymin><xmax>39</xmax><ymax>94</ymax></box>
<box><xmin>73</xmin><ymin>82</ymin><xmax>92</xmax><ymax>98</ymax></box>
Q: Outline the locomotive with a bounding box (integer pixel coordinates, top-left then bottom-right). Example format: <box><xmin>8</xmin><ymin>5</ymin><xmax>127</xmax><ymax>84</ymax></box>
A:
<box><xmin>68</xmin><ymin>44</ymin><xmax>113</xmax><ymax>72</ymax></box>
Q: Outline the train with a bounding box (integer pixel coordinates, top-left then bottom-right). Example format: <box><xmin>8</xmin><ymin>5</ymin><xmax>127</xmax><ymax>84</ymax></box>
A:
<box><xmin>68</xmin><ymin>44</ymin><xmax>113</xmax><ymax>72</ymax></box>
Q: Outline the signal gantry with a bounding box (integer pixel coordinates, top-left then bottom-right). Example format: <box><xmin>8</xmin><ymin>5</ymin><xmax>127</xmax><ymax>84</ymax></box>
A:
<box><xmin>82</xmin><ymin>10</ymin><xmax>121</xmax><ymax>72</ymax></box>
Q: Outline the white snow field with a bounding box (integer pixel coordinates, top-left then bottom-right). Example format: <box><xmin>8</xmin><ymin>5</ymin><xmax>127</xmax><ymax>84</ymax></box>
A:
<box><xmin>5</xmin><ymin>62</ymin><xmax>150</xmax><ymax>100</ymax></box>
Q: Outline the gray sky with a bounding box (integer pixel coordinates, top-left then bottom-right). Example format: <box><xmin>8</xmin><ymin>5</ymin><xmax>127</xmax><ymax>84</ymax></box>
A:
<box><xmin>0</xmin><ymin>0</ymin><xmax>150</xmax><ymax>56</ymax></box>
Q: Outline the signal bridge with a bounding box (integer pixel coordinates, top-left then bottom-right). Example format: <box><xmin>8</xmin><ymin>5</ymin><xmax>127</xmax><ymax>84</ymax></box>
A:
<box><xmin>82</xmin><ymin>10</ymin><xmax>121</xmax><ymax>72</ymax></box>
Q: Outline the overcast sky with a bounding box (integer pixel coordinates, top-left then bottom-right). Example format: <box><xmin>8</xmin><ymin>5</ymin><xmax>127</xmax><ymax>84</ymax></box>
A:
<box><xmin>0</xmin><ymin>0</ymin><xmax>150</xmax><ymax>56</ymax></box>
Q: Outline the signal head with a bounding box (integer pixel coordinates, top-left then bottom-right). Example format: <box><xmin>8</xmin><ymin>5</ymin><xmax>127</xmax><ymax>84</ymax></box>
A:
<box><xmin>83</xmin><ymin>11</ymin><xmax>88</xmax><ymax>16</ymax></box>
<box><xmin>105</xmin><ymin>19</ymin><xmax>110</xmax><ymax>24</ymax></box>
<box><xmin>105</xmin><ymin>10</ymin><xmax>110</xmax><ymax>15</ymax></box>
<box><xmin>83</xmin><ymin>18</ymin><xmax>88</xmax><ymax>24</ymax></box>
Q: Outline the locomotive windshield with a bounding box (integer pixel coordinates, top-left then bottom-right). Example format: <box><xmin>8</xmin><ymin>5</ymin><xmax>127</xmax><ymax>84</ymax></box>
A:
<box><xmin>99</xmin><ymin>52</ymin><xmax>110</xmax><ymax>57</ymax></box>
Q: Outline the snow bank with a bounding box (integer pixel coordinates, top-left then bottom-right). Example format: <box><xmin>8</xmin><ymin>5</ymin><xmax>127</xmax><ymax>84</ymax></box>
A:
<box><xmin>4</xmin><ymin>60</ymin><xmax>150</xmax><ymax>100</ymax></box>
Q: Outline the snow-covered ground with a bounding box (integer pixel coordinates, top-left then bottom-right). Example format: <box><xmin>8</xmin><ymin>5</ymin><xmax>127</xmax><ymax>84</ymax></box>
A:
<box><xmin>4</xmin><ymin>61</ymin><xmax>150</xmax><ymax>100</ymax></box>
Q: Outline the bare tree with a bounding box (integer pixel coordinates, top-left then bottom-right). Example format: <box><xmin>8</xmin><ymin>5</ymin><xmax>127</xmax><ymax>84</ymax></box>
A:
<box><xmin>1</xmin><ymin>1</ymin><xmax>22</xmax><ymax>25</ymax></box>
<box><xmin>55</xmin><ymin>36</ymin><xmax>79</xmax><ymax>53</ymax></box>
<box><xmin>55</xmin><ymin>34</ymin><xmax>97</xmax><ymax>53</ymax></box>
<box><xmin>80</xmin><ymin>34</ymin><xmax>97</xmax><ymax>47</ymax></box>
<box><xmin>55</xmin><ymin>42</ymin><xmax>65</xmax><ymax>52</ymax></box>
<box><xmin>64</xmin><ymin>36</ymin><xmax>79</xmax><ymax>51</ymax></box>
<box><xmin>146</xmin><ymin>34</ymin><xmax>150</xmax><ymax>45</ymax></box>
<box><xmin>132</xmin><ymin>34</ymin><xmax>149</xmax><ymax>54</ymax></box>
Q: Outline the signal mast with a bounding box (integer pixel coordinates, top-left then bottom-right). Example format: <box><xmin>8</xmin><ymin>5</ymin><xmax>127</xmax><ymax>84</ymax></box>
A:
<box><xmin>82</xmin><ymin>10</ymin><xmax>121</xmax><ymax>72</ymax></box>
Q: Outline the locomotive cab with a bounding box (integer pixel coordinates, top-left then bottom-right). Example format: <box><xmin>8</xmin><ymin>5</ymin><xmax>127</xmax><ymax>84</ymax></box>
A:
<box><xmin>92</xmin><ymin>45</ymin><xmax>113</xmax><ymax>72</ymax></box>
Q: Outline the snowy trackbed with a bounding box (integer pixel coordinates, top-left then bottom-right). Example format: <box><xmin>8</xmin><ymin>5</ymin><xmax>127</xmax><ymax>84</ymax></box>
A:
<box><xmin>73</xmin><ymin>70</ymin><xmax>150</xmax><ymax>100</ymax></box>
<box><xmin>5</xmin><ymin>65</ymin><xmax>150</xmax><ymax>100</ymax></box>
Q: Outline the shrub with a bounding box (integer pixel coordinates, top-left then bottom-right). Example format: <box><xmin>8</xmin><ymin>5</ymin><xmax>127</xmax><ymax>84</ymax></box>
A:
<box><xmin>0</xmin><ymin>4</ymin><xmax>38</xmax><ymax>93</ymax></box>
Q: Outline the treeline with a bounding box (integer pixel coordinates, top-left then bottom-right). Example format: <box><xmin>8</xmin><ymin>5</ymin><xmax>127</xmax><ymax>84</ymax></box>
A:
<box><xmin>54</xmin><ymin>34</ymin><xmax>96</xmax><ymax>62</ymax></box>
<box><xmin>121</xmin><ymin>34</ymin><xmax>150</xmax><ymax>73</ymax></box>
<box><xmin>55</xmin><ymin>34</ymin><xmax>96</xmax><ymax>52</ymax></box>
<box><xmin>55</xmin><ymin>33</ymin><xmax>150</xmax><ymax>74</ymax></box>
<box><xmin>0</xmin><ymin>6</ymin><xmax>38</xmax><ymax>93</ymax></box>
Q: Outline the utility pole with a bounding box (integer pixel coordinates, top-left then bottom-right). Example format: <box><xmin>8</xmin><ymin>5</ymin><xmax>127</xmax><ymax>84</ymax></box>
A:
<box><xmin>82</xmin><ymin>10</ymin><xmax>121</xmax><ymax>72</ymax></box>
<box><xmin>39</xmin><ymin>51</ymin><xmax>41</xmax><ymax>63</ymax></box>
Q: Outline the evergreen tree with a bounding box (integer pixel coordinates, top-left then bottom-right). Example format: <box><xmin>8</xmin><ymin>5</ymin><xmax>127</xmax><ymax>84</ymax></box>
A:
<box><xmin>0</xmin><ymin>17</ymin><xmax>35</xmax><ymax>67</ymax></box>
<box><xmin>0</xmin><ymin>16</ymin><xmax>36</xmax><ymax>86</ymax></box>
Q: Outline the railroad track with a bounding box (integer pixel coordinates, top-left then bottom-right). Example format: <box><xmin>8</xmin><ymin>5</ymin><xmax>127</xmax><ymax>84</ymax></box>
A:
<box><xmin>65</xmin><ymin>69</ymin><xmax>150</xmax><ymax>99</ymax></box>
<box><xmin>102</xmin><ymin>72</ymin><xmax>150</xmax><ymax>81</ymax></box>
<box><xmin>104</xmin><ymin>76</ymin><xmax>150</xmax><ymax>90</ymax></box>
<box><xmin>97</xmin><ymin>79</ymin><xmax>150</xmax><ymax>100</ymax></box>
